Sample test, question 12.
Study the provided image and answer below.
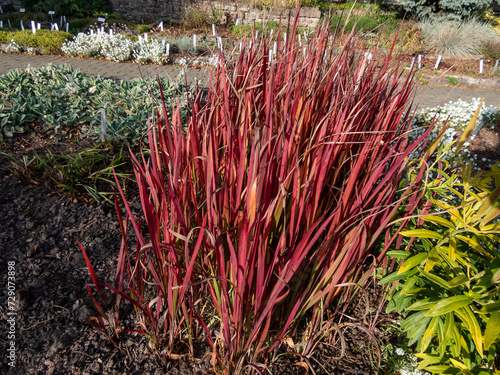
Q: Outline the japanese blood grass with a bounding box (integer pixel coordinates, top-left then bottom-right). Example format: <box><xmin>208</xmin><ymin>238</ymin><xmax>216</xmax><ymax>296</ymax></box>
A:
<box><xmin>82</xmin><ymin>13</ymin><xmax>436</xmax><ymax>374</ymax></box>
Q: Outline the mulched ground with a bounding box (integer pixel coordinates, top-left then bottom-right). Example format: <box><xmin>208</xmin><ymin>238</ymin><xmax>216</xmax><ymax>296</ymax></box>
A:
<box><xmin>0</xmin><ymin>115</ymin><xmax>498</xmax><ymax>374</ymax></box>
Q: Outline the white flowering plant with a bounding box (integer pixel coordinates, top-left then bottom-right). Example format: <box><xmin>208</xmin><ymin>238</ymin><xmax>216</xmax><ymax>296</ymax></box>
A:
<box><xmin>134</xmin><ymin>38</ymin><xmax>167</xmax><ymax>65</ymax></box>
<box><xmin>407</xmin><ymin>97</ymin><xmax>499</xmax><ymax>169</ymax></box>
<box><xmin>6</xmin><ymin>39</ymin><xmax>23</xmax><ymax>53</ymax></box>
<box><xmin>62</xmin><ymin>32</ymin><xmax>134</xmax><ymax>62</ymax></box>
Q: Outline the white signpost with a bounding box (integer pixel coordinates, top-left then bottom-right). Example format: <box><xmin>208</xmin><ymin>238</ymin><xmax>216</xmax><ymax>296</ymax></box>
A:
<box><xmin>434</xmin><ymin>55</ymin><xmax>442</xmax><ymax>69</ymax></box>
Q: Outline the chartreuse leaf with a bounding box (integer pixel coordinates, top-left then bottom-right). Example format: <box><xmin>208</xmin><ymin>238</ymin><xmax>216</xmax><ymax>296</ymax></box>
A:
<box><xmin>455</xmin><ymin>306</ymin><xmax>483</xmax><ymax>358</ymax></box>
<box><xmin>455</xmin><ymin>98</ymin><xmax>483</xmax><ymax>153</ymax></box>
<box><xmin>379</xmin><ymin>269</ymin><xmax>415</xmax><ymax>285</ymax></box>
<box><xmin>385</xmin><ymin>250</ymin><xmax>411</xmax><ymax>259</ymax></box>
<box><xmin>456</xmin><ymin>235</ymin><xmax>494</xmax><ymax>259</ymax></box>
<box><xmin>400</xmin><ymin>229</ymin><xmax>442</xmax><ymax>240</ymax></box>
<box><xmin>419</xmin><ymin>268</ymin><xmax>450</xmax><ymax>290</ymax></box>
<box><xmin>421</xmin><ymin>316</ymin><xmax>440</xmax><ymax>352</ymax></box>
<box><xmin>421</xmin><ymin>215</ymin><xmax>455</xmax><ymax>229</ymax></box>
<box><xmin>449</xmin><ymin>274</ymin><xmax>469</xmax><ymax>288</ymax></box>
<box><xmin>492</xmin><ymin>269</ymin><xmax>500</xmax><ymax>285</ymax></box>
<box><xmin>424</xmin><ymin>247</ymin><xmax>440</xmax><ymax>272</ymax></box>
<box><xmin>424</xmin><ymin>365</ymin><xmax>460</xmax><ymax>374</ymax></box>
<box><xmin>448</xmin><ymin>236</ymin><xmax>457</xmax><ymax>261</ymax></box>
<box><xmin>414</xmin><ymin>353</ymin><xmax>443</xmax><ymax>369</ymax></box>
<box><xmin>407</xmin><ymin>298</ymin><xmax>438</xmax><ymax>311</ymax></box>
<box><xmin>449</xmin><ymin>358</ymin><xmax>472</xmax><ymax>374</ymax></box>
<box><xmin>480</xmin><ymin>302</ymin><xmax>500</xmax><ymax>314</ymax></box>
<box><xmin>398</xmin><ymin>253</ymin><xmax>427</xmax><ymax>274</ymax></box>
<box><xmin>484</xmin><ymin>311</ymin><xmax>500</xmax><ymax>351</ymax></box>
<box><xmin>425</xmin><ymin>295</ymin><xmax>472</xmax><ymax>317</ymax></box>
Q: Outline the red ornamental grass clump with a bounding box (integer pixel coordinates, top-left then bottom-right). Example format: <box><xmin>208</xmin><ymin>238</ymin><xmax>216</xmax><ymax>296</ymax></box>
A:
<box><xmin>82</xmin><ymin>13</ymin><xmax>434</xmax><ymax>374</ymax></box>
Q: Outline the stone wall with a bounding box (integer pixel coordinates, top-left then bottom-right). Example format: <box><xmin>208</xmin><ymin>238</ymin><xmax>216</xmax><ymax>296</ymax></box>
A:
<box><xmin>108</xmin><ymin>0</ymin><xmax>322</xmax><ymax>28</ymax></box>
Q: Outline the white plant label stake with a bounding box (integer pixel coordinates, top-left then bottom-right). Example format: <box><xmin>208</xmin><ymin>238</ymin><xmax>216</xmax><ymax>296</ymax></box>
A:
<box><xmin>410</xmin><ymin>56</ymin><xmax>415</xmax><ymax>70</ymax></box>
<box><xmin>65</xmin><ymin>23</ymin><xmax>69</xmax><ymax>32</ymax></box>
<box><xmin>60</xmin><ymin>16</ymin><xmax>63</xmax><ymax>27</ymax></box>
<box><xmin>54</xmin><ymin>23</ymin><xmax>59</xmax><ymax>31</ymax></box>
<box><xmin>434</xmin><ymin>55</ymin><xmax>442</xmax><ymax>70</ymax></box>
<box><xmin>303</xmin><ymin>31</ymin><xmax>307</xmax><ymax>41</ymax></box>
<box><xmin>418</xmin><ymin>54</ymin><xmax>422</xmax><ymax>69</ymax></box>
<box><xmin>159</xmin><ymin>21</ymin><xmax>163</xmax><ymax>31</ymax></box>
<box><xmin>100</xmin><ymin>109</ymin><xmax>107</xmax><ymax>142</ymax></box>
<box><xmin>31</xmin><ymin>20</ymin><xmax>36</xmax><ymax>34</ymax></box>
<box><xmin>235</xmin><ymin>19</ymin><xmax>239</xmax><ymax>25</ymax></box>
<box><xmin>138</xmin><ymin>35</ymin><xmax>142</xmax><ymax>42</ymax></box>
<box><xmin>212</xmin><ymin>23</ymin><xmax>216</xmax><ymax>36</ymax></box>
<box><xmin>0</xmin><ymin>6</ymin><xmax>3</xmax><ymax>14</ymax></box>
<box><xmin>48</xmin><ymin>10</ymin><xmax>54</xmax><ymax>21</ymax></box>
<box><xmin>90</xmin><ymin>29</ymin><xmax>93</xmax><ymax>35</ymax></box>
<box><xmin>270</xmin><ymin>29</ymin><xmax>273</xmax><ymax>37</ymax></box>
<box><xmin>7</xmin><ymin>19</ymin><xmax>11</xmax><ymax>28</ymax></box>
<box><xmin>273</xmin><ymin>41</ymin><xmax>277</xmax><ymax>55</ymax></box>
<box><xmin>20</xmin><ymin>20</ymin><xmax>24</xmax><ymax>31</ymax></box>
<box><xmin>298</xmin><ymin>34</ymin><xmax>302</xmax><ymax>47</ymax></box>
<box><xmin>479</xmin><ymin>60</ymin><xmax>484</xmax><ymax>74</ymax></box>
<box><xmin>144</xmin><ymin>33</ymin><xmax>148</xmax><ymax>41</ymax></box>
<box><xmin>109</xmin><ymin>29</ymin><xmax>113</xmax><ymax>36</ymax></box>
<box><xmin>239</xmin><ymin>42</ymin><xmax>242</xmax><ymax>53</ymax></box>
<box><xmin>303</xmin><ymin>47</ymin><xmax>306</xmax><ymax>55</ymax></box>
<box><xmin>37</xmin><ymin>22</ymin><xmax>40</xmax><ymax>29</ymax></box>
<box><xmin>255</xmin><ymin>30</ymin><xmax>258</xmax><ymax>39</ymax></box>
<box><xmin>0</xmin><ymin>21</ymin><xmax>3</xmax><ymax>28</ymax></box>
<box><xmin>193</xmin><ymin>34</ymin><xmax>196</xmax><ymax>49</ymax></box>
<box><xmin>269</xmin><ymin>49</ymin><xmax>272</xmax><ymax>63</ymax></box>
<box><xmin>166</xmin><ymin>42</ymin><xmax>170</xmax><ymax>56</ymax></box>
<box><xmin>494</xmin><ymin>60</ymin><xmax>499</xmax><ymax>74</ymax></box>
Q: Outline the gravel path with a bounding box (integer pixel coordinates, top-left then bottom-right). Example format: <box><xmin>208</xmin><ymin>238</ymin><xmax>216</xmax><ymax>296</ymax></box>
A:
<box><xmin>1</xmin><ymin>52</ymin><xmax>499</xmax><ymax>108</ymax></box>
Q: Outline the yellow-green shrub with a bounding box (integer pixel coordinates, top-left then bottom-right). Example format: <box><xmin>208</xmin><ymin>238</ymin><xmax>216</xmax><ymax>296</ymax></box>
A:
<box><xmin>0</xmin><ymin>30</ymin><xmax>72</xmax><ymax>54</ymax></box>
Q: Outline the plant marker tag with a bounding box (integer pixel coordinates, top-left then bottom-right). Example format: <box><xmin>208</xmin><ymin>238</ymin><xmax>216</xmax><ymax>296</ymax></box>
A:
<box><xmin>7</xmin><ymin>19</ymin><xmax>11</xmax><ymax>28</ymax></box>
<box><xmin>366</xmin><ymin>52</ymin><xmax>373</xmax><ymax>60</ymax></box>
<box><xmin>63</xmin><ymin>16</ymin><xmax>66</xmax><ymax>23</ymax></box>
<box><xmin>20</xmin><ymin>8</ymin><xmax>25</xmax><ymax>13</ymax></box>
<box><xmin>434</xmin><ymin>55</ymin><xmax>442</xmax><ymax>69</ymax></box>
<box><xmin>212</xmin><ymin>23</ymin><xmax>215</xmax><ymax>36</ymax></box>
<box><xmin>217</xmin><ymin>36</ymin><xmax>222</xmax><ymax>52</ymax></box>
<box><xmin>0</xmin><ymin>21</ymin><xmax>2</xmax><ymax>28</ymax></box>
<box><xmin>255</xmin><ymin>30</ymin><xmax>258</xmax><ymax>39</ymax></box>
<box><xmin>235</xmin><ymin>19</ymin><xmax>239</xmax><ymax>25</ymax></box>
<box><xmin>109</xmin><ymin>29</ymin><xmax>113</xmax><ymax>36</ymax></box>
<box><xmin>138</xmin><ymin>35</ymin><xmax>142</xmax><ymax>42</ymax></box>
<box><xmin>269</xmin><ymin>49</ymin><xmax>272</xmax><ymax>63</ymax></box>
<box><xmin>100</xmin><ymin>109</ymin><xmax>107</xmax><ymax>142</ymax></box>
<box><xmin>249</xmin><ymin>41</ymin><xmax>252</xmax><ymax>49</ymax></box>
<box><xmin>409</xmin><ymin>56</ymin><xmax>415</xmax><ymax>70</ymax></box>
<box><xmin>494</xmin><ymin>60</ymin><xmax>499</xmax><ymax>73</ymax></box>
<box><xmin>159</xmin><ymin>21</ymin><xmax>163</xmax><ymax>31</ymax></box>
<box><xmin>193</xmin><ymin>34</ymin><xmax>196</xmax><ymax>49</ymax></box>
<box><xmin>298</xmin><ymin>34</ymin><xmax>302</xmax><ymax>47</ymax></box>
<box><xmin>418</xmin><ymin>54</ymin><xmax>422</xmax><ymax>69</ymax></box>
<box><xmin>54</xmin><ymin>23</ymin><xmax>59</xmax><ymax>31</ymax></box>
<box><xmin>100</xmin><ymin>26</ymin><xmax>104</xmax><ymax>33</ymax></box>
<box><xmin>60</xmin><ymin>16</ymin><xmax>63</xmax><ymax>27</ymax></box>
<box><xmin>0</xmin><ymin>5</ymin><xmax>3</xmax><ymax>13</ymax></box>
<box><xmin>48</xmin><ymin>10</ymin><xmax>54</xmax><ymax>21</ymax></box>
<box><xmin>20</xmin><ymin>20</ymin><xmax>24</xmax><ymax>31</ymax></box>
<box><xmin>97</xmin><ymin>17</ymin><xmax>105</xmax><ymax>22</ymax></box>
<box><xmin>479</xmin><ymin>60</ymin><xmax>484</xmax><ymax>74</ymax></box>
<box><xmin>166</xmin><ymin>42</ymin><xmax>170</xmax><ymax>55</ymax></box>
<box><xmin>303</xmin><ymin>47</ymin><xmax>306</xmax><ymax>55</ymax></box>
<box><xmin>37</xmin><ymin>22</ymin><xmax>40</xmax><ymax>29</ymax></box>
<box><xmin>270</xmin><ymin>29</ymin><xmax>273</xmax><ymax>37</ymax></box>
<box><xmin>144</xmin><ymin>33</ymin><xmax>148</xmax><ymax>41</ymax></box>
<box><xmin>273</xmin><ymin>41</ymin><xmax>277</xmax><ymax>55</ymax></box>
<box><xmin>239</xmin><ymin>42</ymin><xmax>242</xmax><ymax>53</ymax></box>
<box><xmin>90</xmin><ymin>29</ymin><xmax>93</xmax><ymax>35</ymax></box>
<box><xmin>65</xmin><ymin>23</ymin><xmax>69</xmax><ymax>32</ymax></box>
<box><xmin>303</xmin><ymin>30</ymin><xmax>307</xmax><ymax>41</ymax></box>
<box><xmin>162</xmin><ymin>39</ymin><xmax>165</xmax><ymax>46</ymax></box>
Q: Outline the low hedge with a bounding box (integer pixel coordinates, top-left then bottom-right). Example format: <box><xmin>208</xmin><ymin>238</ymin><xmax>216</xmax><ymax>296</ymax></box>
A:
<box><xmin>0</xmin><ymin>29</ymin><xmax>73</xmax><ymax>54</ymax></box>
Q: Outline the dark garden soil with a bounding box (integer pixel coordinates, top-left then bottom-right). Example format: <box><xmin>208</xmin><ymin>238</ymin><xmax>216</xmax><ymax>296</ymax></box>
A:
<box><xmin>1</xmin><ymin>119</ymin><xmax>499</xmax><ymax>374</ymax></box>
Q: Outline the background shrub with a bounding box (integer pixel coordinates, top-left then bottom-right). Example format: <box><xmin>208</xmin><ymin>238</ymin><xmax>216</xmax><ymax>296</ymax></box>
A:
<box><xmin>404</xmin><ymin>0</ymin><xmax>500</xmax><ymax>20</ymax></box>
<box><xmin>0</xmin><ymin>30</ymin><xmax>73</xmax><ymax>54</ymax></box>
<box><xmin>20</xmin><ymin>0</ymin><xmax>111</xmax><ymax>17</ymax></box>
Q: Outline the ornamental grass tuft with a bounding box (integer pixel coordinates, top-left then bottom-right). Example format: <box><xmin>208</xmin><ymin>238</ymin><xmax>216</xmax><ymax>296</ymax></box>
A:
<box><xmin>82</xmin><ymin>10</ymin><xmax>437</xmax><ymax>373</ymax></box>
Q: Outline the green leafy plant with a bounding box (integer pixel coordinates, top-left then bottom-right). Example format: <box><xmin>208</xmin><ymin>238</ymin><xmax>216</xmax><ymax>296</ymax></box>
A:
<box><xmin>381</xmin><ymin>111</ymin><xmax>500</xmax><ymax>374</ymax></box>
<box><xmin>404</xmin><ymin>0</ymin><xmax>500</xmax><ymax>20</ymax></box>
<box><xmin>82</xmin><ymin>12</ymin><xmax>437</xmax><ymax>373</ymax></box>
<box><xmin>0</xmin><ymin>30</ymin><xmax>73</xmax><ymax>54</ymax></box>
<box><xmin>446</xmin><ymin>76</ymin><xmax>458</xmax><ymax>86</ymax></box>
<box><xmin>0</xmin><ymin>65</ymin><xmax>191</xmax><ymax>143</ymax></box>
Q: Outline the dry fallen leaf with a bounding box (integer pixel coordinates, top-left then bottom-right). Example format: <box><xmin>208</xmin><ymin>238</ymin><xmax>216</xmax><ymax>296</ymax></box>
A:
<box><xmin>294</xmin><ymin>361</ymin><xmax>309</xmax><ymax>372</ymax></box>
